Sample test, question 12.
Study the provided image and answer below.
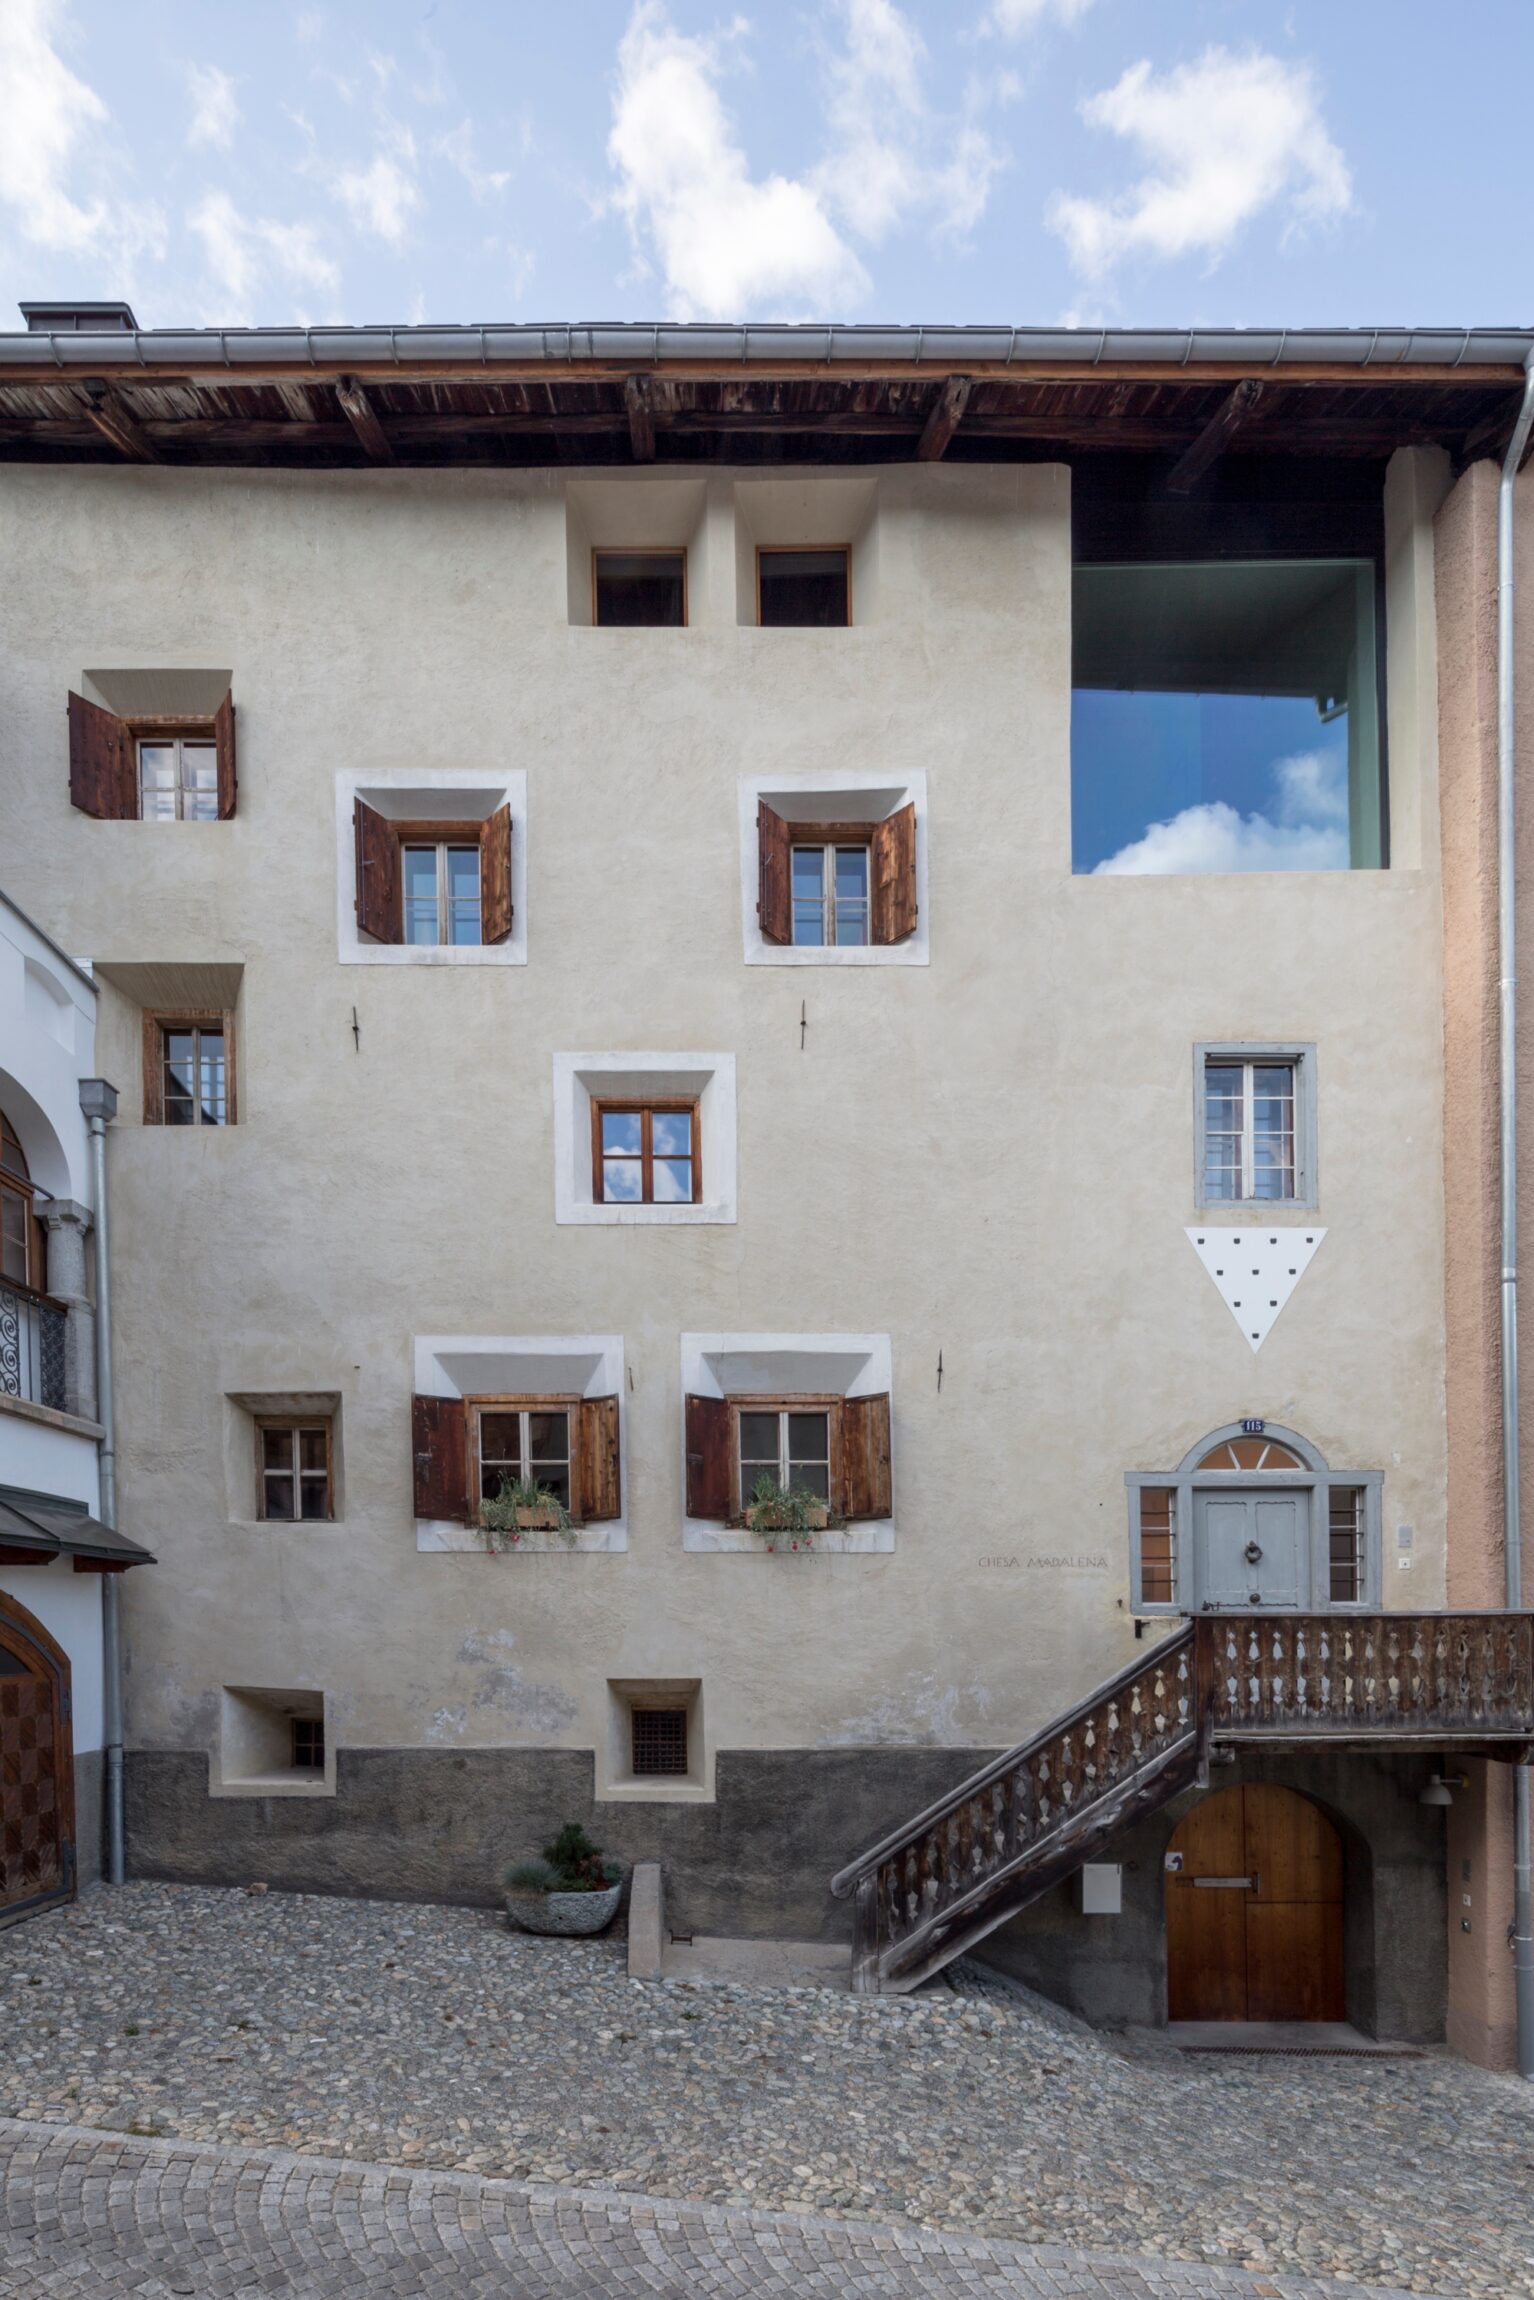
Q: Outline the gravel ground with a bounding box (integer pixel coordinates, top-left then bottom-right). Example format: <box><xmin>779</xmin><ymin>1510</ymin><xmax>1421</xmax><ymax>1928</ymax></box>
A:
<box><xmin>3</xmin><ymin>1882</ymin><xmax>1532</xmax><ymax>2297</ymax></box>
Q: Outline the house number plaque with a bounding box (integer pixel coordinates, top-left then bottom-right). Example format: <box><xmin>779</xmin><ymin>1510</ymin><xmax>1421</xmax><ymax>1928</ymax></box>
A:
<box><xmin>1240</xmin><ymin>1418</ymin><xmax>1266</xmax><ymax>1435</ymax></box>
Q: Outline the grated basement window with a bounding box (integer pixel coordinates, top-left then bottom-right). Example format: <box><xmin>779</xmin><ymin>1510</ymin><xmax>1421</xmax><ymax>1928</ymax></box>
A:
<box><xmin>631</xmin><ymin>1706</ymin><xmax>688</xmax><ymax>1778</ymax></box>
<box><xmin>290</xmin><ymin>1718</ymin><xmax>325</xmax><ymax>1771</ymax></box>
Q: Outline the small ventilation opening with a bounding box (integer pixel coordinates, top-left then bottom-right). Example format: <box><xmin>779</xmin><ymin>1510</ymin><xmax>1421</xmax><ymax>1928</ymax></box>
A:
<box><xmin>631</xmin><ymin>1706</ymin><xmax>688</xmax><ymax>1777</ymax></box>
<box><xmin>290</xmin><ymin>1717</ymin><xmax>325</xmax><ymax>1772</ymax></box>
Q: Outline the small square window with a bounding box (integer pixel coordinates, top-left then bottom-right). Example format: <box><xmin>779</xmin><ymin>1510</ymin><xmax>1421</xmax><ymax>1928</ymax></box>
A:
<box><xmin>592</xmin><ymin>1100</ymin><xmax>700</xmax><ymax>1205</ymax></box>
<box><xmin>147</xmin><ymin>1013</ymin><xmax>234</xmax><ymax>1127</ymax></box>
<box><xmin>631</xmin><ymin>1707</ymin><xmax>689</xmax><ymax>1777</ymax></box>
<box><xmin>290</xmin><ymin>1717</ymin><xmax>325</xmax><ymax>1771</ymax></box>
<box><xmin>758</xmin><ymin>548</ymin><xmax>850</xmax><ymax>628</ymax></box>
<box><xmin>1195</xmin><ymin>1045</ymin><xmax>1315</xmax><ymax>1210</ymax></box>
<box><xmin>257</xmin><ymin>1421</ymin><xmax>334</xmax><ymax>1522</ymax></box>
<box><xmin>594</xmin><ymin>549</ymin><xmax>686</xmax><ymax>627</ymax></box>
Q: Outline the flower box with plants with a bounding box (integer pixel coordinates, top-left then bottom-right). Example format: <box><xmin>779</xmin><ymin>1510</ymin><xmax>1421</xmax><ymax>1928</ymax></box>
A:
<box><xmin>503</xmin><ymin>1823</ymin><xmax>624</xmax><ymax>1936</ymax></box>
<box><xmin>479</xmin><ymin>1477</ymin><xmax>577</xmax><ymax>1551</ymax></box>
<box><xmin>743</xmin><ymin>1474</ymin><xmax>834</xmax><ymax>1551</ymax></box>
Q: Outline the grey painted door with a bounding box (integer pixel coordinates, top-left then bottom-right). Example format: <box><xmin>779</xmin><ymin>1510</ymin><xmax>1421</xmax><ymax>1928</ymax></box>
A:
<box><xmin>1195</xmin><ymin>1489</ymin><xmax>1306</xmax><ymax>1608</ymax></box>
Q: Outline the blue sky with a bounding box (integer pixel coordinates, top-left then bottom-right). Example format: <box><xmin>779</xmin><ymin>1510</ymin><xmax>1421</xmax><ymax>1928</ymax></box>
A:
<box><xmin>1</xmin><ymin>0</ymin><xmax>1529</xmax><ymax>333</ymax></box>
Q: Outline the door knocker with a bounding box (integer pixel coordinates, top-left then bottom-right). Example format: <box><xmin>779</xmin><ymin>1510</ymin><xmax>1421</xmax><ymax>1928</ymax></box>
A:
<box><xmin>1243</xmin><ymin>1539</ymin><xmax>1264</xmax><ymax>1565</ymax></box>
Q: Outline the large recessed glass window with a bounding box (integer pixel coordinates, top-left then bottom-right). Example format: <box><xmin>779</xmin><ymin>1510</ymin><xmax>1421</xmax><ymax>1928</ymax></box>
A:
<box><xmin>1072</xmin><ymin>560</ymin><xmax>1383</xmax><ymax>875</ymax></box>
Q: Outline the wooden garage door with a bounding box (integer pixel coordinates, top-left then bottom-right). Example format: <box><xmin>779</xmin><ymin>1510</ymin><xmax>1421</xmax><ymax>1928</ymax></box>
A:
<box><xmin>0</xmin><ymin>1591</ymin><xmax>75</xmax><ymax>1923</ymax></box>
<box><xmin>1165</xmin><ymin>1783</ymin><xmax>1344</xmax><ymax>2022</ymax></box>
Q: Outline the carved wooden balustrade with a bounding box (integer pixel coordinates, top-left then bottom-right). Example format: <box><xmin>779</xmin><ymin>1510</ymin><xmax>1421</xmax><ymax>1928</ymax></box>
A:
<box><xmin>831</xmin><ymin>1628</ymin><xmax>1199</xmax><ymax>1994</ymax></box>
<box><xmin>1203</xmin><ymin>1611</ymin><xmax>1534</xmax><ymax>1740</ymax></box>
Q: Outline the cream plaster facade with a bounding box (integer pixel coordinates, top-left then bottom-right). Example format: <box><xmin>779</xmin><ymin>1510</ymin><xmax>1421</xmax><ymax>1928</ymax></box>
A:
<box><xmin>0</xmin><ymin>454</ymin><xmax>1452</xmax><ymax>1869</ymax></box>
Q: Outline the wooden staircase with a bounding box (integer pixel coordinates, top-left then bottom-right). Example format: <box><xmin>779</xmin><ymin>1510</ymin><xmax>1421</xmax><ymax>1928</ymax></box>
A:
<box><xmin>829</xmin><ymin>1610</ymin><xmax>1534</xmax><ymax>1995</ymax></box>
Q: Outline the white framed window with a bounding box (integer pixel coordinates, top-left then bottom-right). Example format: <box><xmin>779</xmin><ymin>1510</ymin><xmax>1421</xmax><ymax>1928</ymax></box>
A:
<box><xmin>739</xmin><ymin>771</ymin><xmax>929</xmax><ymax>968</ymax></box>
<box><xmin>681</xmin><ymin>1332</ymin><xmax>894</xmax><ymax>1553</ymax></box>
<box><xmin>139</xmin><ymin>737</ymin><xmax>218</xmax><ymax>822</ymax></box>
<box><xmin>335</xmin><ymin>770</ymin><xmax>527</xmax><ymax>967</ymax></box>
<box><xmin>1195</xmin><ymin>1043</ymin><xmax>1317</xmax><ymax>1210</ymax></box>
<box><xmin>554</xmin><ymin>1056</ymin><xmax>736</xmax><ymax>1226</ymax></box>
<box><xmin>411</xmin><ymin>1336</ymin><xmax>627</xmax><ymax>1552</ymax></box>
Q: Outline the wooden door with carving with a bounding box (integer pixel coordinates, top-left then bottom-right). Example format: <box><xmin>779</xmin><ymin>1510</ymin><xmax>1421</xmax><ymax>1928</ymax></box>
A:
<box><xmin>1165</xmin><ymin>1784</ymin><xmax>1344</xmax><ymax>2022</ymax></box>
<box><xmin>0</xmin><ymin>1592</ymin><xmax>75</xmax><ymax>1924</ymax></box>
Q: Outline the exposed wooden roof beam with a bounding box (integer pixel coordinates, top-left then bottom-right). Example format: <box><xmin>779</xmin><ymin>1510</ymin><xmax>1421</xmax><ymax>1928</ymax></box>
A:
<box><xmin>625</xmin><ymin>375</ymin><xmax>655</xmax><ymax>461</ymax></box>
<box><xmin>274</xmin><ymin>380</ymin><xmax>319</xmax><ymax>424</ymax></box>
<box><xmin>80</xmin><ymin>379</ymin><xmax>155</xmax><ymax>462</ymax></box>
<box><xmin>1166</xmin><ymin>377</ymin><xmax>1265</xmax><ymax>494</ymax></box>
<box><xmin>335</xmin><ymin>375</ymin><xmax>394</xmax><ymax>462</ymax></box>
<box><xmin>917</xmin><ymin>375</ymin><xmax>972</xmax><ymax>461</ymax></box>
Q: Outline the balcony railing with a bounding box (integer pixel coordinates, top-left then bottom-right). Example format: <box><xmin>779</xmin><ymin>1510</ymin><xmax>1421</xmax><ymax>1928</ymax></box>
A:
<box><xmin>0</xmin><ymin>1279</ymin><xmax>67</xmax><ymax>1413</ymax></box>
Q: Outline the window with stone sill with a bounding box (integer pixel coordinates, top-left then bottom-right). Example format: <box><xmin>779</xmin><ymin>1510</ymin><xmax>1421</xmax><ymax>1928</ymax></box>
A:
<box><xmin>256</xmin><ymin>1419</ymin><xmax>334</xmax><ymax>1522</ymax></box>
<box><xmin>592</xmin><ymin>1101</ymin><xmax>700</xmax><ymax>1206</ymax></box>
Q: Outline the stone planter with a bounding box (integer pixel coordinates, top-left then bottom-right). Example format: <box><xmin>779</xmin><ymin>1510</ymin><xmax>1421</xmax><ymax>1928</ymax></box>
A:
<box><xmin>504</xmin><ymin>1880</ymin><xmax>623</xmax><ymax>1937</ymax></box>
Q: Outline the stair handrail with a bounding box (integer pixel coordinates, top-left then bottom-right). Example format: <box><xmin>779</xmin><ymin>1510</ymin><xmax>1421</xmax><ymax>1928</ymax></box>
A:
<box><xmin>828</xmin><ymin>1620</ymin><xmax>1196</xmax><ymax>1899</ymax></box>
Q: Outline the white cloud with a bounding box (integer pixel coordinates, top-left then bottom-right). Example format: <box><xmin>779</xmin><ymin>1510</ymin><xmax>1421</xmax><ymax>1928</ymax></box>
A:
<box><xmin>608</xmin><ymin>2</ymin><xmax>866</xmax><ymax>320</ymax></box>
<box><xmin>0</xmin><ymin>0</ymin><xmax>162</xmax><ymax>266</ymax></box>
<box><xmin>186</xmin><ymin>62</ymin><xmax>239</xmax><ymax>152</ymax></box>
<box><xmin>189</xmin><ymin>190</ymin><xmax>338</xmax><ymax>325</ymax></box>
<box><xmin>815</xmin><ymin>0</ymin><xmax>1001</xmax><ymax>244</ymax></box>
<box><xmin>1094</xmin><ymin>749</ymin><xmax>1351</xmax><ymax>875</ymax></box>
<box><xmin>1050</xmin><ymin>47</ymin><xmax>1352</xmax><ymax>279</ymax></box>
<box><xmin>435</xmin><ymin>119</ymin><xmax>511</xmax><ymax>201</ymax></box>
<box><xmin>986</xmin><ymin>0</ymin><xmax>1095</xmax><ymax>31</ymax></box>
<box><xmin>335</xmin><ymin>122</ymin><xmax>421</xmax><ymax>242</ymax></box>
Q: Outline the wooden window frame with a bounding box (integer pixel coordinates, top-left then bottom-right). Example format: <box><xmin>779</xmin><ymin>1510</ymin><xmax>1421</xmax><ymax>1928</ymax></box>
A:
<box><xmin>728</xmin><ymin>1394</ymin><xmax>836</xmax><ymax>1521</ymax></box>
<box><xmin>591</xmin><ymin>546</ymin><xmax>689</xmax><ymax>628</ymax></box>
<box><xmin>142</xmin><ymin>1009</ymin><xmax>236</xmax><ymax>1127</ymax></box>
<box><xmin>591</xmin><ymin>1097</ymin><xmax>702</xmax><ymax>1207</ymax></box>
<box><xmin>468</xmin><ymin>1392</ymin><xmax>582</xmax><ymax>1516</ymax></box>
<box><xmin>132</xmin><ymin>720</ymin><xmax>220</xmax><ymax>822</ymax></box>
<box><xmin>254</xmin><ymin>1417</ymin><xmax>335</xmax><ymax>1524</ymax></box>
<box><xmin>755</xmin><ymin>544</ymin><xmax>853</xmax><ymax>628</ymax></box>
<box><xmin>396</xmin><ymin>822</ymin><xmax>485</xmax><ymax>947</ymax></box>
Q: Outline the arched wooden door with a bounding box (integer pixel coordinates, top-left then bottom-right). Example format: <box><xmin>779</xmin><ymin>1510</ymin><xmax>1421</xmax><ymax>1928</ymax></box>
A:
<box><xmin>1165</xmin><ymin>1784</ymin><xmax>1344</xmax><ymax>2022</ymax></box>
<box><xmin>0</xmin><ymin>1592</ymin><xmax>75</xmax><ymax>1923</ymax></box>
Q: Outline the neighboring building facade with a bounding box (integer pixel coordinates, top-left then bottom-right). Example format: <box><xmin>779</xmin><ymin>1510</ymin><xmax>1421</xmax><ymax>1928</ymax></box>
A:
<box><xmin>1</xmin><ymin>311</ymin><xmax>1531</xmax><ymax>2053</ymax></box>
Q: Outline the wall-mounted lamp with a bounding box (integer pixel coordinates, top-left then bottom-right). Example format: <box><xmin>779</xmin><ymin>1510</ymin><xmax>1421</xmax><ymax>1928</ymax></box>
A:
<box><xmin>1420</xmin><ymin>1773</ymin><xmax>1468</xmax><ymax>1807</ymax></box>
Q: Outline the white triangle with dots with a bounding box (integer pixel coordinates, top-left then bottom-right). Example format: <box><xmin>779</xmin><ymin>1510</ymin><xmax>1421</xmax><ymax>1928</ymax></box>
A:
<box><xmin>1185</xmin><ymin>1225</ymin><xmax>1326</xmax><ymax>1353</ymax></box>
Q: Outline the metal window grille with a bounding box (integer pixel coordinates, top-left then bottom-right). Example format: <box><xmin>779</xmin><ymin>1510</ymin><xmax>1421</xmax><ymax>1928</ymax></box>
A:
<box><xmin>290</xmin><ymin>1718</ymin><xmax>325</xmax><ymax>1771</ymax></box>
<box><xmin>1328</xmin><ymin>1487</ymin><xmax>1366</xmax><ymax>1603</ymax></box>
<box><xmin>1139</xmin><ymin>1488</ymin><xmax>1177</xmax><ymax>1604</ymax></box>
<box><xmin>0</xmin><ymin>1281</ymin><xmax>67</xmax><ymax>1412</ymax></box>
<box><xmin>631</xmin><ymin>1706</ymin><xmax>688</xmax><ymax>1778</ymax></box>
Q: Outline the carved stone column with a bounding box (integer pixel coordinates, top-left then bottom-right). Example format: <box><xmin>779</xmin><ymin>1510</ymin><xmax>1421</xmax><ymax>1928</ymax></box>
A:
<box><xmin>40</xmin><ymin>1198</ymin><xmax>96</xmax><ymax>1422</ymax></box>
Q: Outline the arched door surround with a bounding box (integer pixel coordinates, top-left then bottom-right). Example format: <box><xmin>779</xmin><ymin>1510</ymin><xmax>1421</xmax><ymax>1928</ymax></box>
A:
<box><xmin>1165</xmin><ymin>1783</ymin><xmax>1345</xmax><ymax>2023</ymax></box>
<box><xmin>1126</xmin><ymin>1421</ymin><xmax>1382</xmax><ymax>1616</ymax></box>
<box><xmin>0</xmin><ymin>1591</ymin><xmax>75</xmax><ymax>1923</ymax></box>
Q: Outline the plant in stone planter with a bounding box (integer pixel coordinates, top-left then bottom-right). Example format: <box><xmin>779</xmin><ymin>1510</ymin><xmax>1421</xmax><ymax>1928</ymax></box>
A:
<box><xmin>479</xmin><ymin>1476</ymin><xmax>575</xmax><ymax>1551</ymax></box>
<box><xmin>744</xmin><ymin>1473</ymin><xmax>832</xmax><ymax>1550</ymax></box>
<box><xmin>502</xmin><ymin>1823</ymin><xmax>624</xmax><ymax>1937</ymax></box>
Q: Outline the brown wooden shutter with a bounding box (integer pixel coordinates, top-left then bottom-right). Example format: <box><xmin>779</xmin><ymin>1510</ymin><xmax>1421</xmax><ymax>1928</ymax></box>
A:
<box><xmin>871</xmin><ymin>803</ymin><xmax>917</xmax><ymax>943</ymax></box>
<box><xmin>67</xmin><ymin>692</ymin><xmax>135</xmax><ymax>819</ymax></box>
<box><xmin>685</xmin><ymin>1393</ymin><xmax>733</xmax><ymax>1520</ymax></box>
<box><xmin>757</xmin><ymin>800</ymin><xmax>792</xmax><ymax>944</ymax></box>
<box><xmin>411</xmin><ymin>1395</ymin><xmax>470</xmax><ymax>1521</ymax></box>
<box><xmin>838</xmin><ymin>1393</ymin><xmax>893</xmax><ymax>1521</ymax></box>
<box><xmin>479</xmin><ymin>803</ymin><xmax>513</xmax><ymax>944</ymax></box>
<box><xmin>575</xmin><ymin>1395</ymin><xmax>621</xmax><ymax>1522</ymax></box>
<box><xmin>214</xmin><ymin>691</ymin><xmax>237</xmax><ymax>819</ymax></box>
<box><xmin>354</xmin><ymin>798</ymin><xmax>402</xmax><ymax>942</ymax></box>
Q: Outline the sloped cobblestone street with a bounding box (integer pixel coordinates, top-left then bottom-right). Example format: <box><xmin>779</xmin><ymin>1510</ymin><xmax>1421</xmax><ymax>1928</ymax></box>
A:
<box><xmin>2</xmin><ymin>1883</ymin><xmax>1531</xmax><ymax>2297</ymax></box>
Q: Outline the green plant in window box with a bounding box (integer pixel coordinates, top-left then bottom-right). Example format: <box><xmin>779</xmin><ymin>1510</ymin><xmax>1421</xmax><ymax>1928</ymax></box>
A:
<box><xmin>744</xmin><ymin>1472</ymin><xmax>833</xmax><ymax>1549</ymax></box>
<box><xmin>502</xmin><ymin>1823</ymin><xmax>624</xmax><ymax>1936</ymax></box>
<box><xmin>479</xmin><ymin>1476</ymin><xmax>575</xmax><ymax>1550</ymax></box>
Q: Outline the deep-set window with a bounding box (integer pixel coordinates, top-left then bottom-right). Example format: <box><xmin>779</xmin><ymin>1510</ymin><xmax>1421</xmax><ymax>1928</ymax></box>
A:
<box><xmin>403</xmin><ymin>841</ymin><xmax>482</xmax><ymax>946</ymax></box>
<box><xmin>757</xmin><ymin>803</ymin><xmax>916</xmax><ymax>949</ymax></box>
<box><xmin>138</xmin><ymin>736</ymin><xmax>219</xmax><ymax>822</ymax></box>
<box><xmin>257</xmin><ymin>1421</ymin><xmax>333</xmax><ymax>1522</ymax></box>
<box><xmin>684</xmin><ymin>1389</ymin><xmax>892</xmax><ymax>1524</ymax></box>
<box><xmin>594</xmin><ymin>549</ymin><xmax>686</xmax><ymax>627</ymax></box>
<box><xmin>737</xmin><ymin>1406</ymin><xmax>833</xmax><ymax>1512</ymax></box>
<box><xmin>290</xmin><ymin>1718</ymin><xmax>325</xmax><ymax>1771</ymax></box>
<box><xmin>1072</xmin><ymin>559</ymin><xmax>1383</xmax><ymax>875</ymax></box>
<box><xmin>758</xmin><ymin>548</ymin><xmax>850</xmax><ymax>628</ymax></box>
<box><xmin>631</xmin><ymin>1706</ymin><xmax>689</xmax><ymax>1777</ymax></box>
<box><xmin>791</xmin><ymin>843</ymin><xmax>870</xmax><ymax>946</ymax></box>
<box><xmin>0</xmin><ymin>1114</ymin><xmax>38</xmax><ymax>1289</ymax></box>
<box><xmin>593</xmin><ymin>1101</ymin><xmax>699</xmax><ymax>1205</ymax></box>
<box><xmin>147</xmin><ymin>1015</ymin><xmax>232</xmax><ymax>1127</ymax></box>
<box><xmin>474</xmin><ymin>1399</ymin><xmax>574</xmax><ymax>1512</ymax></box>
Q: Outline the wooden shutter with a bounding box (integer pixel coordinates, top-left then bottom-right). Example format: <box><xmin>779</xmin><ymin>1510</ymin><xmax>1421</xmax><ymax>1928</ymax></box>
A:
<box><xmin>757</xmin><ymin>800</ymin><xmax>792</xmax><ymax>944</ymax></box>
<box><xmin>838</xmin><ymin>1393</ymin><xmax>893</xmax><ymax>1521</ymax></box>
<box><xmin>684</xmin><ymin>1393</ymin><xmax>733</xmax><ymax>1520</ymax></box>
<box><xmin>354</xmin><ymin>798</ymin><xmax>402</xmax><ymax>942</ymax></box>
<box><xmin>67</xmin><ymin>692</ymin><xmax>135</xmax><ymax>819</ymax></box>
<box><xmin>411</xmin><ymin>1395</ymin><xmax>470</xmax><ymax>1521</ymax></box>
<box><xmin>214</xmin><ymin>691</ymin><xmax>237</xmax><ymax>819</ymax></box>
<box><xmin>871</xmin><ymin>803</ymin><xmax>917</xmax><ymax>943</ymax></box>
<box><xmin>479</xmin><ymin>803</ymin><xmax>513</xmax><ymax>944</ymax></box>
<box><xmin>576</xmin><ymin>1395</ymin><xmax>621</xmax><ymax>1522</ymax></box>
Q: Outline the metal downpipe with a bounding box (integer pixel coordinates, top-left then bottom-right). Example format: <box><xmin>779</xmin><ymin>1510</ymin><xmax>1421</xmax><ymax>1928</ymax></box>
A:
<box><xmin>82</xmin><ymin>1092</ymin><xmax>123</xmax><ymax>1887</ymax></box>
<box><xmin>1497</xmin><ymin>357</ymin><xmax>1534</xmax><ymax>2080</ymax></box>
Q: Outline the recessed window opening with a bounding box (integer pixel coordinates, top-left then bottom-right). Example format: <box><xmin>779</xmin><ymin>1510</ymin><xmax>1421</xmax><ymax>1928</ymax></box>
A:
<box><xmin>631</xmin><ymin>1706</ymin><xmax>689</xmax><ymax>1777</ymax></box>
<box><xmin>258</xmin><ymin>1422</ymin><xmax>333</xmax><ymax>1522</ymax></box>
<box><xmin>593</xmin><ymin>549</ymin><xmax>686</xmax><ymax>627</ymax></box>
<box><xmin>474</xmin><ymin>1400</ymin><xmax>573</xmax><ymax>1511</ymax></box>
<box><xmin>403</xmin><ymin>842</ymin><xmax>481</xmax><ymax>946</ymax></box>
<box><xmin>1328</xmin><ymin>1487</ymin><xmax>1366</xmax><ymax>1603</ymax></box>
<box><xmin>792</xmin><ymin>843</ymin><xmax>870</xmax><ymax>946</ymax></box>
<box><xmin>1205</xmin><ymin>1059</ymin><xmax>1296</xmax><ymax>1202</ymax></box>
<box><xmin>162</xmin><ymin>1023</ymin><xmax>227</xmax><ymax>1126</ymax></box>
<box><xmin>290</xmin><ymin>1717</ymin><xmax>325</xmax><ymax>1771</ymax></box>
<box><xmin>139</xmin><ymin>735</ymin><xmax>218</xmax><ymax>822</ymax></box>
<box><xmin>593</xmin><ymin>1101</ymin><xmax>699</xmax><ymax>1205</ymax></box>
<box><xmin>758</xmin><ymin>547</ymin><xmax>850</xmax><ymax>628</ymax></box>
<box><xmin>0</xmin><ymin>1114</ymin><xmax>37</xmax><ymax>1288</ymax></box>
<box><xmin>1072</xmin><ymin>559</ymin><xmax>1383</xmax><ymax>875</ymax></box>
<box><xmin>737</xmin><ymin>1406</ymin><xmax>832</xmax><ymax>1511</ymax></box>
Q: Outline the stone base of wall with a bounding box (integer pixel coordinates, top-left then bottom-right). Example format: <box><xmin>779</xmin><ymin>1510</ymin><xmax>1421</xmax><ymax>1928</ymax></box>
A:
<box><xmin>74</xmin><ymin>1749</ymin><xmax>103</xmax><ymax>1890</ymax></box>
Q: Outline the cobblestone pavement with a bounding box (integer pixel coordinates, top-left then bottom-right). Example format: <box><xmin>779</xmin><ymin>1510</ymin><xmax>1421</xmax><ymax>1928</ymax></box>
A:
<box><xmin>0</xmin><ymin>2121</ymin><xmax>1442</xmax><ymax>2298</ymax></box>
<box><xmin>2</xmin><ymin>1885</ymin><xmax>1531</xmax><ymax>2297</ymax></box>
